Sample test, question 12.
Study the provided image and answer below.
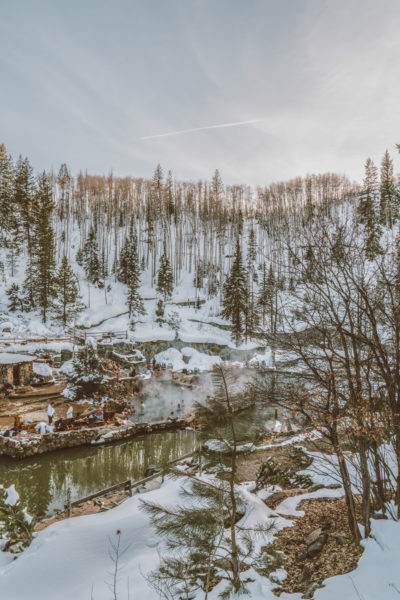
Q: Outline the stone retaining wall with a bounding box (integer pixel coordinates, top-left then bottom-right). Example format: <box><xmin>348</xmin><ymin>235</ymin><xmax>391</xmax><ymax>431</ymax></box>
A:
<box><xmin>0</xmin><ymin>416</ymin><xmax>195</xmax><ymax>459</ymax></box>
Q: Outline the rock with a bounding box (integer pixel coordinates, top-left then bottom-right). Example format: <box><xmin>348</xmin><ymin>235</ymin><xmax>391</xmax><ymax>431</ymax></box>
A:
<box><xmin>302</xmin><ymin>582</ymin><xmax>319</xmax><ymax>599</ymax></box>
<box><xmin>325</xmin><ymin>483</ymin><xmax>341</xmax><ymax>489</ymax></box>
<box><xmin>297</xmin><ymin>549</ymin><xmax>307</xmax><ymax>562</ymax></box>
<box><xmin>144</xmin><ymin>464</ymin><xmax>161</xmax><ymax>477</ymax></box>
<box><xmin>331</xmin><ymin>533</ymin><xmax>347</xmax><ymax>545</ymax></box>
<box><xmin>309</xmin><ymin>483</ymin><xmax>324</xmax><ymax>492</ymax></box>
<box><xmin>298</xmin><ymin>565</ymin><xmax>311</xmax><ymax>584</ymax></box>
<box><xmin>264</xmin><ymin>491</ymin><xmax>287</xmax><ymax>506</ymax></box>
<box><xmin>306</xmin><ymin>533</ymin><xmax>328</xmax><ymax>558</ymax></box>
<box><xmin>305</xmin><ymin>528</ymin><xmax>322</xmax><ymax>546</ymax></box>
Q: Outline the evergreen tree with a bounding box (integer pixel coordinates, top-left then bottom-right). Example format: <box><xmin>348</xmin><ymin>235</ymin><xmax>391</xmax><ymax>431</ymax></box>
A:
<box><xmin>6</xmin><ymin>283</ymin><xmax>22</xmax><ymax>312</ymax></box>
<box><xmin>165</xmin><ymin>169</ymin><xmax>175</xmax><ymax>218</ymax></box>
<box><xmin>0</xmin><ymin>484</ymin><xmax>35</xmax><ymax>554</ymax></box>
<box><xmin>358</xmin><ymin>158</ymin><xmax>382</xmax><ymax>260</ymax></box>
<box><xmin>156</xmin><ymin>252</ymin><xmax>173</xmax><ymax>300</ymax></box>
<box><xmin>380</xmin><ymin>150</ymin><xmax>397</xmax><ymax>226</ymax></box>
<box><xmin>82</xmin><ymin>227</ymin><xmax>100</xmax><ymax>284</ymax></box>
<box><xmin>143</xmin><ymin>368</ymin><xmax>271</xmax><ymax>598</ymax></box>
<box><xmin>52</xmin><ymin>256</ymin><xmax>84</xmax><ymax>326</ymax></box>
<box><xmin>118</xmin><ymin>224</ymin><xmax>139</xmax><ymax>284</ymax></box>
<box><xmin>75</xmin><ymin>246</ymin><xmax>84</xmax><ymax>267</ymax></box>
<box><xmin>0</xmin><ymin>144</ymin><xmax>14</xmax><ymax>245</ymax></box>
<box><xmin>221</xmin><ymin>238</ymin><xmax>248</xmax><ymax>346</ymax></box>
<box><xmin>155</xmin><ymin>299</ymin><xmax>165</xmax><ymax>324</ymax></box>
<box><xmin>0</xmin><ymin>145</ymin><xmax>22</xmax><ymax>275</ymax></box>
<box><xmin>30</xmin><ymin>172</ymin><xmax>56</xmax><ymax>322</ymax></box>
<box><xmin>66</xmin><ymin>341</ymin><xmax>105</xmax><ymax>400</ymax></box>
<box><xmin>126</xmin><ymin>274</ymin><xmax>146</xmax><ymax>329</ymax></box>
<box><xmin>248</xmin><ymin>227</ymin><xmax>257</xmax><ymax>265</ymax></box>
<box><xmin>100</xmin><ymin>247</ymin><xmax>108</xmax><ymax>282</ymax></box>
<box><xmin>244</xmin><ymin>289</ymin><xmax>260</xmax><ymax>339</ymax></box>
<box><xmin>14</xmin><ymin>156</ymin><xmax>36</xmax><ymax>255</ymax></box>
<box><xmin>258</xmin><ymin>263</ymin><xmax>276</xmax><ymax>329</ymax></box>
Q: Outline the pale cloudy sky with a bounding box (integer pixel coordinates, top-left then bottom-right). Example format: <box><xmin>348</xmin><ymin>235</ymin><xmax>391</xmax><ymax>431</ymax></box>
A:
<box><xmin>1</xmin><ymin>0</ymin><xmax>400</xmax><ymax>185</ymax></box>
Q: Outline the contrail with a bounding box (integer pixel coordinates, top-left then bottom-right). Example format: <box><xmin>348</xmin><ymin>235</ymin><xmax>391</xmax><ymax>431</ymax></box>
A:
<box><xmin>138</xmin><ymin>117</ymin><xmax>265</xmax><ymax>140</ymax></box>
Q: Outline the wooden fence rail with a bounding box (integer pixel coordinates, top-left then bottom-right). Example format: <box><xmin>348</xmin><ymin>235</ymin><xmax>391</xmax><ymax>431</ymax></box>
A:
<box><xmin>64</xmin><ymin>450</ymin><xmax>198</xmax><ymax>516</ymax></box>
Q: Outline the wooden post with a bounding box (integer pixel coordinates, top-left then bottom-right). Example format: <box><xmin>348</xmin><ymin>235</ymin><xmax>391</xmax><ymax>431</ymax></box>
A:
<box><xmin>127</xmin><ymin>480</ymin><xmax>132</xmax><ymax>496</ymax></box>
<box><xmin>274</xmin><ymin>408</ymin><xmax>278</xmax><ymax>421</ymax></box>
<box><xmin>198</xmin><ymin>448</ymin><xmax>202</xmax><ymax>476</ymax></box>
<box><xmin>66</xmin><ymin>487</ymin><xmax>71</xmax><ymax>518</ymax></box>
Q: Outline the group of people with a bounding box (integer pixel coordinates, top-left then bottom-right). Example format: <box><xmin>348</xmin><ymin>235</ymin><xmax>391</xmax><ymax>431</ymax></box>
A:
<box><xmin>33</xmin><ymin>401</ymin><xmax>74</xmax><ymax>435</ymax></box>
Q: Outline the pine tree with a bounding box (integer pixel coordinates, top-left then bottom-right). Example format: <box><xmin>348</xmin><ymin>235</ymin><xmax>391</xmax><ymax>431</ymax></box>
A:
<box><xmin>0</xmin><ymin>144</ymin><xmax>14</xmax><ymax>245</ymax></box>
<box><xmin>165</xmin><ymin>169</ymin><xmax>175</xmax><ymax>218</ymax></box>
<box><xmin>66</xmin><ymin>341</ymin><xmax>105</xmax><ymax>400</ymax></box>
<box><xmin>30</xmin><ymin>172</ymin><xmax>56</xmax><ymax>322</ymax></box>
<box><xmin>100</xmin><ymin>247</ymin><xmax>108</xmax><ymax>282</ymax></box>
<box><xmin>143</xmin><ymin>367</ymin><xmax>271</xmax><ymax>599</ymax></box>
<box><xmin>221</xmin><ymin>238</ymin><xmax>248</xmax><ymax>346</ymax></box>
<box><xmin>52</xmin><ymin>256</ymin><xmax>84</xmax><ymax>326</ymax></box>
<box><xmin>380</xmin><ymin>150</ymin><xmax>397</xmax><ymax>227</ymax></box>
<box><xmin>118</xmin><ymin>224</ymin><xmax>139</xmax><ymax>284</ymax></box>
<box><xmin>358</xmin><ymin>158</ymin><xmax>382</xmax><ymax>260</ymax></box>
<box><xmin>6</xmin><ymin>284</ymin><xmax>22</xmax><ymax>312</ymax></box>
<box><xmin>82</xmin><ymin>227</ymin><xmax>100</xmax><ymax>284</ymax></box>
<box><xmin>155</xmin><ymin>299</ymin><xmax>165</xmax><ymax>324</ymax></box>
<box><xmin>245</xmin><ymin>290</ymin><xmax>260</xmax><ymax>339</ymax></box>
<box><xmin>0</xmin><ymin>145</ymin><xmax>22</xmax><ymax>275</ymax></box>
<box><xmin>0</xmin><ymin>484</ymin><xmax>35</xmax><ymax>553</ymax></box>
<box><xmin>258</xmin><ymin>263</ymin><xmax>276</xmax><ymax>329</ymax></box>
<box><xmin>156</xmin><ymin>253</ymin><xmax>173</xmax><ymax>300</ymax></box>
<box><xmin>14</xmin><ymin>156</ymin><xmax>36</xmax><ymax>255</ymax></box>
<box><xmin>247</xmin><ymin>226</ymin><xmax>257</xmax><ymax>268</ymax></box>
<box><xmin>126</xmin><ymin>274</ymin><xmax>146</xmax><ymax>329</ymax></box>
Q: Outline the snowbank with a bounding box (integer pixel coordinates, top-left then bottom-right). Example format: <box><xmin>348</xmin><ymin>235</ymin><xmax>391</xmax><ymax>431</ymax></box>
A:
<box><xmin>154</xmin><ymin>347</ymin><xmax>221</xmax><ymax>372</ymax></box>
<box><xmin>0</xmin><ymin>352</ymin><xmax>35</xmax><ymax>364</ymax></box>
<box><xmin>32</xmin><ymin>362</ymin><xmax>52</xmax><ymax>377</ymax></box>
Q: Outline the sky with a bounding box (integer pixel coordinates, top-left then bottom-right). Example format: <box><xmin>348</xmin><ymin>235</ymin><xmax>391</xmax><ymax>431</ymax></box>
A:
<box><xmin>1</xmin><ymin>0</ymin><xmax>400</xmax><ymax>186</ymax></box>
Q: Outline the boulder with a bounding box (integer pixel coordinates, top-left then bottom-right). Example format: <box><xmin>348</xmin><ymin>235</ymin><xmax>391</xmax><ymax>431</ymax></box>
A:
<box><xmin>302</xmin><ymin>582</ymin><xmax>319</xmax><ymax>599</ymax></box>
<box><xmin>304</xmin><ymin>527</ymin><xmax>322</xmax><ymax>546</ymax></box>
<box><xmin>264</xmin><ymin>491</ymin><xmax>287</xmax><ymax>506</ymax></box>
<box><xmin>144</xmin><ymin>464</ymin><xmax>161</xmax><ymax>477</ymax></box>
<box><xmin>306</xmin><ymin>533</ymin><xmax>328</xmax><ymax>558</ymax></box>
<box><xmin>298</xmin><ymin>565</ymin><xmax>311</xmax><ymax>584</ymax></box>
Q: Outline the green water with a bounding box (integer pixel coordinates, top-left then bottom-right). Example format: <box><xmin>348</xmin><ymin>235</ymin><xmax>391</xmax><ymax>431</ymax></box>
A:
<box><xmin>0</xmin><ymin>429</ymin><xmax>198</xmax><ymax>520</ymax></box>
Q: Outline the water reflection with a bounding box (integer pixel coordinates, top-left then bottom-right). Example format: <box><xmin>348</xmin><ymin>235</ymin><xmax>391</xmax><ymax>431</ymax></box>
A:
<box><xmin>0</xmin><ymin>430</ymin><xmax>198</xmax><ymax>519</ymax></box>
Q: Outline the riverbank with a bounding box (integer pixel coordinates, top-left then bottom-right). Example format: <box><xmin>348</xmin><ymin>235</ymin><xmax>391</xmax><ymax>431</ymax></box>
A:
<box><xmin>0</xmin><ymin>415</ymin><xmax>195</xmax><ymax>459</ymax></box>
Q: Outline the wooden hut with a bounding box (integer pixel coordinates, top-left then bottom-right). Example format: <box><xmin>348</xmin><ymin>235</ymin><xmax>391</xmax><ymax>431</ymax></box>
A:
<box><xmin>0</xmin><ymin>353</ymin><xmax>35</xmax><ymax>387</ymax></box>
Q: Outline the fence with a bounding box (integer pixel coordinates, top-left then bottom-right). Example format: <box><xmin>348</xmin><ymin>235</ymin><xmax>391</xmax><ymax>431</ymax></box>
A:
<box><xmin>65</xmin><ymin>328</ymin><xmax>129</xmax><ymax>343</ymax></box>
<box><xmin>64</xmin><ymin>450</ymin><xmax>199</xmax><ymax>517</ymax></box>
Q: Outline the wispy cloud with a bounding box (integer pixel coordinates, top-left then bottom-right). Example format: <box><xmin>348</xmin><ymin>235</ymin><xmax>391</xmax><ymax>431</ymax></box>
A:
<box><xmin>138</xmin><ymin>118</ymin><xmax>266</xmax><ymax>140</ymax></box>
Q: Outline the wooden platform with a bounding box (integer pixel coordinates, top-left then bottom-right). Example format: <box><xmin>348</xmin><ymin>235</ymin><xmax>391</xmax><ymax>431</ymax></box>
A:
<box><xmin>7</xmin><ymin>383</ymin><xmax>66</xmax><ymax>401</ymax></box>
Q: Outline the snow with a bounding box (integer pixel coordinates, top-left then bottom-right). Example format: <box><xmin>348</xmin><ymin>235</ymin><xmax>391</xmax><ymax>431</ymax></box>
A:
<box><xmin>0</xmin><ymin>352</ymin><xmax>35</xmax><ymax>365</ymax></box>
<box><xmin>0</xmin><ymin>475</ymin><xmax>289</xmax><ymax>600</ymax></box>
<box><xmin>32</xmin><ymin>362</ymin><xmax>52</xmax><ymax>377</ymax></box>
<box><xmin>58</xmin><ymin>359</ymin><xmax>75</xmax><ymax>376</ymax></box>
<box><xmin>154</xmin><ymin>347</ymin><xmax>221</xmax><ymax>372</ymax></box>
<box><xmin>4</xmin><ymin>485</ymin><xmax>19</xmax><ymax>506</ymax></box>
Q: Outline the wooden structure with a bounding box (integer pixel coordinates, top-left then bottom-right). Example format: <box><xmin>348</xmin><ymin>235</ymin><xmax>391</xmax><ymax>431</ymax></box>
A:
<box><xmin>0</xmin><ymin>353</ymin><xmax>35</xmax><ymax>387</ymax></box>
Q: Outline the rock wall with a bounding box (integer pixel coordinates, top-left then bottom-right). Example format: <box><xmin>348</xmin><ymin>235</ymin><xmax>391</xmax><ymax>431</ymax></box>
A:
<box><xmin>0</xmin><ymin>416</ymin><xmax>195</xmax><ymax>459</ymax></box>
